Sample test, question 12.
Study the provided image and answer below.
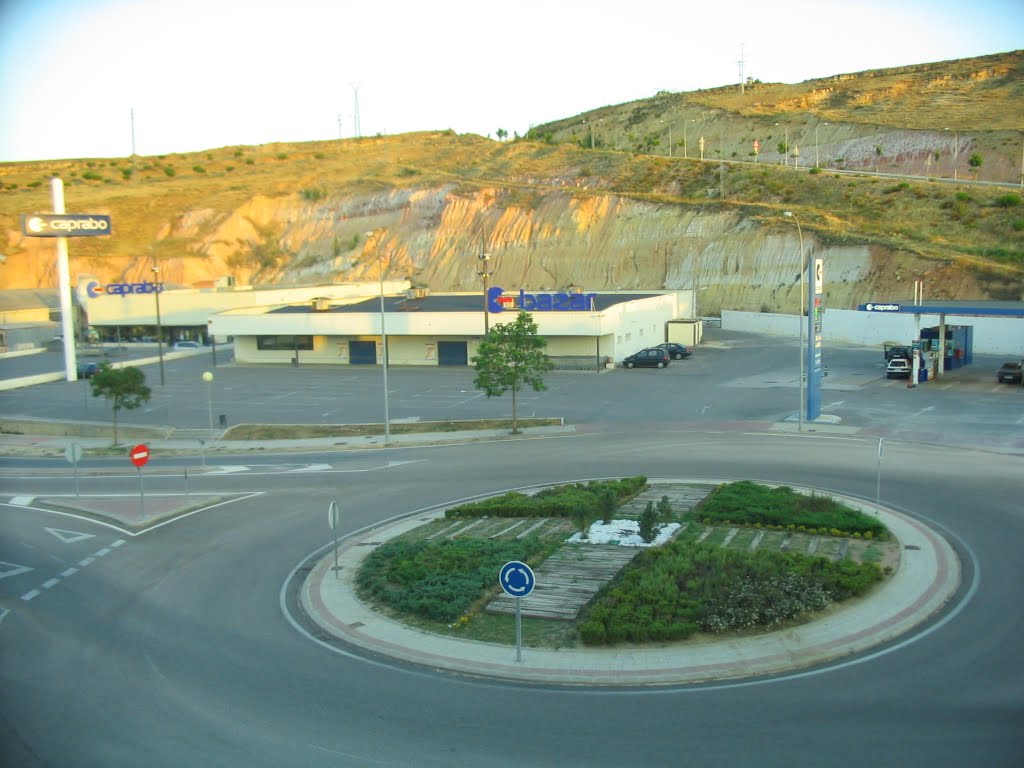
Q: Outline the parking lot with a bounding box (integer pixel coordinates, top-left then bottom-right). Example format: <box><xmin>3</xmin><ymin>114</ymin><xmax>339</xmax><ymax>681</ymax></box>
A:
<box><xmin>1</xmin><ymin>330</ymin><xmax>1021</xmax><ymax>447</ymax></box>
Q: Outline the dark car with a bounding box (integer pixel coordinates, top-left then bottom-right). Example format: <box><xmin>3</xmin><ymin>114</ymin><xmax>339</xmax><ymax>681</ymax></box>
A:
<box><xmin>76</xmin><ymin>362</ymin><xmax>99</xmax><ymax>378</ymax></box>
<box><xmin>622</xmin><ymin>348</ymin><xmax>671</xmax><ymax>369</ymax></box>
<box><xmin>656</xmin><ymin>342</ymin><xmax>692</xmax><ymax>360</ymax></box>
<box><xmin>996</xmin><ymin>361</ymin><xmax>1023</xmax><ymax>384</ymax></box>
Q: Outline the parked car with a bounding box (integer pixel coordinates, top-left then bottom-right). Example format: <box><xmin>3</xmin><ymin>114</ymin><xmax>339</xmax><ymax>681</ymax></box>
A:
<box><xmin>76</xmin><ymin>362</ymin><xmax>99</xmax><ymax>378</ymax></box>
<box><xmin>622</xmin><ymin>348</ymin><xmax>671</xmax><ymax>369</ymax></box>
<box><xmin>885</xmin><ymin>358</ymin><xmax>912</xmax><ymax>379</ymax></box>
<box><xmin>656</xmin><ymin>342</ymin><xmax>692</xmax><ymax>360</ymax></box>
<box><xmin>996</xmin><ymin>361</ymin><xmax>1023</xmax><ymax>384</ymax></box>
<box><xmin>883</xmin><ymin>342</ymin><xmax>912</xmax><ymax>361</ymax></box>
<box><xmin>173</xmin><ymin>341</ymin><xmax>201</xmax><ymax>350</ymax></box>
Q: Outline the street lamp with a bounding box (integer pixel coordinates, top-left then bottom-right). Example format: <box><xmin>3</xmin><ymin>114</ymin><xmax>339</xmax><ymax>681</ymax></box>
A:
<box><xmin>944</xmin><ymin>127</ymin><xmax>959</xmax><ymax>180</ymax></box>
<box><xmin>775</xmin><ymin>122</ymin><xmax>788</xmax><ymax>167</ymax></box>
<box><xmin>783</xmin><ymin>211</ymin><xmax>805</xmax><ymax>432</ymax></box>
<box><xmin>202</xmin><ymin>371</ymin><xmax>214</xmax><ymax>431</ymax></box>
<box><xmin>477</xmin><ymin>250</ymin><xmax>494</xmax><ymax>334</ymax></box>
<box><xmin>366</xmin><ymin>230</ymin><xmax>390</xmax><ymax>444</ymax></box>
<box><xmin>152</xmin><ymin>262</ymin><xmax>165</xmax><ymax>386</ymax></box>
<box><xmin>660</xmin><ymin>120</ymin><xmax>673</xmax><ymax>157</ymax></box>
<box><xmin>814</xmin><ymin>123</ymin><xmax>829</xmax><ymax>168</ymax></box>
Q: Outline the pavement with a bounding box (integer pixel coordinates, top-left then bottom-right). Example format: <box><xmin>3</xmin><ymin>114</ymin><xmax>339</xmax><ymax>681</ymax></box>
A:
<box><xmin>2</xmin><ymin>426</ymin><xmax>964</xmax><ymax>686</ymax></box>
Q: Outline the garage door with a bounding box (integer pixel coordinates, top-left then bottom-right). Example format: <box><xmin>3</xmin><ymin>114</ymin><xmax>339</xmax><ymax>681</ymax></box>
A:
<box><xmin>349</xmin><ymin>340</ymin><xmax>377</xmax><ymax>365</ymax></box>
<box><xmin>437</xmin><ymin>341</ymin><xmax>468</xmax><ymax>366</ymax></box>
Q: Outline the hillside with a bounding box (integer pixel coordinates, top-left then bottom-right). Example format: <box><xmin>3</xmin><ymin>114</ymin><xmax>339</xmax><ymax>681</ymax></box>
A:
<box><xmin>1</xmin><ymin>51</ymin><xmax>1022</xmax><ymax>314</ymax></box>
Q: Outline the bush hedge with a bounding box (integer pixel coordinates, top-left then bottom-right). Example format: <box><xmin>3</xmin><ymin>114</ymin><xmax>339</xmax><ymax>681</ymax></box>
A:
<box><xmin>578</xmin><ymin>538</ymin><xmax>882</xmax><ymax>645</ymax></box>
<box><xmin>355</xmin><ymin>537</ymin><xmax>549</xmax><ymax>623</ymax></box>
<box><xmin>695</xmin><ymin>481</ymin><xmax>888</xmax><ymax>538</ymax></box>
<box><xmin>444</xmin><ymin>477</ymin><xmax>647</xmax><ymax>519</ymax></box>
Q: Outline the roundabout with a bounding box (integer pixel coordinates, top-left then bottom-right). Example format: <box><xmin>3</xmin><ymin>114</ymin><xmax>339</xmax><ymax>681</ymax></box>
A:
<box><xmin>294</xmin><ymin>479</ymin><xmax>962</xmax><ymax>687</ymax></box>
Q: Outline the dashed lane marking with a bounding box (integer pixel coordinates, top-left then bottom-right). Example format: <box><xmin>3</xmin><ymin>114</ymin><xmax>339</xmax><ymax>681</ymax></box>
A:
<box><xmin>41</xmin><ymin>578</ymin><xmax>59</xmax><ymax>589</ymax></box>
<box><xmin>21</xmin><ymin>590</ymin><xmax>39</xmax><ymax>601</ymax></box>
<box><xmin>61</xmin><ymin>567</ymin><xmax>78</xmax><ymax>577</ymax></box>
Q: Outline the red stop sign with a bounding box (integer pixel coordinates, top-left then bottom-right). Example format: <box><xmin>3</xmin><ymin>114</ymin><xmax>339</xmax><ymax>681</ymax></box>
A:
<box><xmin>129</xmin><ymin>444</ymin><xmax>150</xmax><ymax>468</ymax></box>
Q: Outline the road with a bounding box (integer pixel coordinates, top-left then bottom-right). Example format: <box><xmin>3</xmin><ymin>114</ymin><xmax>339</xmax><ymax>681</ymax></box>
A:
<box><xmin>0</xmin><ymin>331</ymin><xmax>1022</xmax><ymax>766</ymax></box>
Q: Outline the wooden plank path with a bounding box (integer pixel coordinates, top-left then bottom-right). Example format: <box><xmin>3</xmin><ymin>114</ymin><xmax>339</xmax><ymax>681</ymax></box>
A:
<box><xmin>486</xmin><ymin>544</ymin><xmax>642</xmax><ymax>620</ymax></box>
<box><xmin>487</xmin><ymin>483</ymin><xmax>717</xmax><ymax>620</ymax></box>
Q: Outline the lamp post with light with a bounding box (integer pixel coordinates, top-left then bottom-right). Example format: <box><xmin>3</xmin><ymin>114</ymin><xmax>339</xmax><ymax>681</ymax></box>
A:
<box><xmin>944</xmin><ymin>128</ymin><xmax>959</xmax><ymax>180</ymax></box>
<box><xmin>152</xmin><ymin>262</ymin><xmax>165</xmax><ymax>386</ymax></box>
<box><xmin>814</xmin><ymin>122</ymin><xmax>829</xmax><ymax>168</ymax></box>
<box><xmin>477</xmin><ymin>250</ymin><xmax>494</xmax><ymax>334</ymax></box>
<box><xmin>202</xmin><ymin>371</ymin><xmax>214</xmax><ymax>431</ymax></box>
<box><xmin>366</xmin><ymin>230</ymin><xmax>390</xmax><ymax>444</ymax></box>
<box><xmin>783</xmin><ymin>211</ymin><xmax>805</xmax><ymax>432</ymax></box>
<box><xmin>776</xmin><ymin>122</ymin><xmax>788</xmax><ymax>166</ymax></box>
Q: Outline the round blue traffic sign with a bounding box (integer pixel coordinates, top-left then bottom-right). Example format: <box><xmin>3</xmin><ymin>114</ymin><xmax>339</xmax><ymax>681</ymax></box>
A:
<box><xmin>499</xmin><ymin>560</ymin><xmax>535</xmax><ymax>597</ymax></box>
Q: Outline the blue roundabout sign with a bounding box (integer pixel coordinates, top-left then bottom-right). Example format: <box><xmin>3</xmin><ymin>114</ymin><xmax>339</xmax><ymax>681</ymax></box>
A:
<box><xmin>499</xmin><ymin>561</ymin><xmax>536</xmax><ymax>597</ymax></box>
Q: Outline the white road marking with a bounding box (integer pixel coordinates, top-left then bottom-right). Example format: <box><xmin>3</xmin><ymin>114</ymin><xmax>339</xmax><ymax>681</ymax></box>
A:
<box><xmin>0</xmin><ymin>561</ymin><xmax>33</xmax><ymax>579</ymax></box>
<box><xmin>10</xmin><ymin>496</ymin><xmax>35</xmax><ymax>506</ymax></box>
<box><xmin>42</xmin><ymin>578</ymin><xmax>59</xmax><ymax>589</ymax></box>
<box><xmin>61</xmin><ymin>567</ymin><xmax>78</xmax><ymax>577</ymax></box>
<box><xmin>78</xmin><ymin>557</ymin><xmax>94</xmax><ymax>566</ymax></box>
<box><xmin>94</xmin><ymin>548</ymin><xmax>111</xmax><ymax>557</ymax></box>
<box><xmin>289</xmin><ymin>464</ymin><xmax>332</xmax><ymax>473</ymax></box>
<box><xmin>111</xmin><ymin>539</ymin><xmax>125</xmax><ymax>547</ymax></box>
<box><xmin>913</xmin><ymin>406</ymin><xmax>935</xmax><ymax>417</ymax></box>
<box><xmin>44</xmin><ymin>527</ymin><xmax>96</xmax><ymax>544</ymax></box>
<box><xmin>208</xmin><ymin>466</ymin><xmax>250</xmax><ymax>475</ymax></box>
<box><xmin>21</xmin><ymin>590</ymin><xmax>39</xmax><ymax>601</ymax></box>
<box><xmin>0</xmin><ymin>607</ymin><xmax>9</xmax><ymax>624</ymax></box>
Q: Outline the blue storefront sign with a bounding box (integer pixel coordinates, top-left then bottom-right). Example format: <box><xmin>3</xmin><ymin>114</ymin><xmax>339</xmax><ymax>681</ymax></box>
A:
<box><xmin>487</xmin><ymin>286</ymin><xmax>597</xmax><ymax>313</ymax></box>
<box><xmin>86</xmin><ymin>280</ymin><xmax>163</xmax><ymax>298</ymax></box>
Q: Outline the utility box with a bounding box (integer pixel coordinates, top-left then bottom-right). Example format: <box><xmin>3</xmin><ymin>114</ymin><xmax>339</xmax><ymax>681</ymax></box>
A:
<box><xmin>666</xmin><ymin>319</ymin><xmax>703</xmax><ymax>347</ymax></box>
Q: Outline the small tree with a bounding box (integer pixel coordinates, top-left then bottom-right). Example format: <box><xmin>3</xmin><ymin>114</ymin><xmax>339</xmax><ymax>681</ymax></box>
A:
<box><xmin>639</xmin><ymin>501</ymin><xmax>659</xmax><ymax>544</ymax></box>
<box><xmin>657</xmin><ymin>495</ymin><xmax>674</xmax><ymax>522</ymax></box>
<box><xmin>968</xmin><ymin>153</ymin><xmax>983</xmax><ymax>178</ymax></box>
<box><xmin>89</xmin><ymin>363</ymin><xmax>152</xmax><ymax>445</ymax></box>
<box><xmin>496</xmin><ymin>128</ymin><xmax>508</xmax><ymax>141</ymax></box>
<box><xmin>471</xmin><ymin>311</ymin><xmax>554</xmax><ymax>434</ymax></box>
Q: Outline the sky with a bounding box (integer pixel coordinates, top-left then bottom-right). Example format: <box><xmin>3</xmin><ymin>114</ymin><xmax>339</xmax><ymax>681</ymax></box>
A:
<box><xmin>1</xmin><ymin>0</ymin><xmax>1021</xmax><ymax>163</ymax></box>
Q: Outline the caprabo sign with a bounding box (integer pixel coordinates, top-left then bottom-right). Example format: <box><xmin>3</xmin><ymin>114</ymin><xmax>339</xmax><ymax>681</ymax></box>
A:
<box><xmin>87</xmin><ymin>280</ymin><xmax>163</xmax><ymax>298</ymax></box>
<box><xmin>21</xmin><ymin>214</ymin><xmax>112</xmax><ymax>237</ymax></box>
<box><xmin>487</xmin><ymin>286</ymin><xmax>598</xmax><ymax>313</ymax></box>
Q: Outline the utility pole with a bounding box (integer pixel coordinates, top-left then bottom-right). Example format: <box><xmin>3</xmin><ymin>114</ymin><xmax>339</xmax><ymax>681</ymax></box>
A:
<box><xmin>351</xmin><ymin>83</ymin><xmax>361</xmax><ymax>138</ymax></box>
<box><xmin>738</xmin><ymin>43</ymin><xmax>745</xmax><ymax>95</ymax></box>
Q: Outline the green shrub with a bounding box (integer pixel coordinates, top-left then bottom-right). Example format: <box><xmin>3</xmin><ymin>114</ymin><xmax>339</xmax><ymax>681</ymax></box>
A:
<box><xmin>301</xmin><ymin>187</ymin><xmax>326</xmax><ymax>202</ymax></box>
<box><xmin>192</xmin><ymin>165</ymin><xmax>206</xmax><ymax>174</ymax></box>
<box><xmin>445</xmin><ymin>477</ymin><xmax>647</xmax><ymax>519</ymax></box>
<box><xmin>163</xmin><ymin>166</ymin><xmax>175</xmax><ymax>177</ymax></box>
<box><xmin>995</xmin><ymin>193</ymin><xmax>1021</xmax><ymax>208</ymax></box>
<box><xmin>82</xmin><ymin>170</ymin><xmax>102</xmax><ymax>181</ymax></box>
<box><xmin>694</xmin><ymin>481</ymin><xmax>888</xmax><ymax>538</ymax></box>
<box><xmin>356</xmin><ymin>536</ymin><xmax>547</xmax><ymax>623</ymax></box>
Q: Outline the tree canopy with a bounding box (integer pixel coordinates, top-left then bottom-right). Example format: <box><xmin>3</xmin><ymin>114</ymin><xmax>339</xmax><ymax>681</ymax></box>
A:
<box><xmin>89</xmin><ymin>363</ymin><xmax>152</xmax><ymax>445</ymax></box>
<box><xmin>471</xmin><ymin>311</ymin><xmax>554</xmax><ymax>433</ymax></box>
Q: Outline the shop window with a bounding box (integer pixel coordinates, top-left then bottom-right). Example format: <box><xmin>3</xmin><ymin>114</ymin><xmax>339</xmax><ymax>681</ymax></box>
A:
<box><xmin>256</xmin><ymin>335</ymin><xmax>313</xmax><ymax>351</ymax></box>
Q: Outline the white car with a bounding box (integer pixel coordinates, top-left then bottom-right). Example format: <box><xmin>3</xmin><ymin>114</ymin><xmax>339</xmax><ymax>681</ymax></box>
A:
<box><xmin>885</xmin><ymin>358</ymin><xmax>911</xmax><ymax>379</ymax></box>
<box><xmin>173</xmin><ymin>341</ymin><xmax>201</xmax><ymax>351</ymax></box>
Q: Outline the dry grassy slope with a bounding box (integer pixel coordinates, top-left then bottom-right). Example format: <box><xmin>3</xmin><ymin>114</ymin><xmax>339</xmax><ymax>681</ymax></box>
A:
<box><xmin>2</xmin><ymin>51</ymin><xmax>1023</xmax><ymax>316</ymax></box>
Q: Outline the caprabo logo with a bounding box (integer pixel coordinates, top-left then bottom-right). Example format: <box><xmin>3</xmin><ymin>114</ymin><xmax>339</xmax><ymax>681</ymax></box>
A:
<box><xmin>86</xmin><ymin>280</ymin><xmax>163</xmax><ymax>299</ymax></box>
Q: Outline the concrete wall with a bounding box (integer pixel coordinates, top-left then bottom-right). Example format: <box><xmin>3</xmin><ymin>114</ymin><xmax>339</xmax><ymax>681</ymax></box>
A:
<box><xmin>722</xmin><ymin>309</ymin><xmax>1024</xmax><ymax>355</ymax></box>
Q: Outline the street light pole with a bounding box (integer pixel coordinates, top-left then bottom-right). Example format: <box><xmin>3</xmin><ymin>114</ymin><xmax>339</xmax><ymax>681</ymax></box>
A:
<box><xmin>202</xmin><ymin>371</ymin><xmax>214</xmax><ymax>430</ymax></box>
<box><xmin>783</xmin><ymin>211</ymin><xmax>805</xmax><ymax>432</ymax></box>
<box><xmin>776</xmin><ymin>122</ymin><xmax>788</xmax><ymax>166</ymax></box>
<box><xmin>477</xmin><ymin>250</ymin><xmax>494</xmax><ymax>334</ymax></box>
<box><xmin>368</xmin><ymin>231</ymin><xmax>391</xmax><ymax>444</ymax></box>
<box><xmin>152</xmin><ymin>262</ymin><xmax>165</xmax><ymax>386</ymax></box>
<box><xmin>814</xmin><ymin>122</ymin><xmax>829</xmax><ymax>168</ymax></box>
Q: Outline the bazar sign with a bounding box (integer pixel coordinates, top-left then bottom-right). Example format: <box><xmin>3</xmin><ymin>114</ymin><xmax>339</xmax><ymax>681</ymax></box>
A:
<box><xmin>487</xmin><ymin>286</ymin><xmax>598</xmax><ymax>312</ymax></box>
<box><xmin>863</xmin><ymin>303</ymin><xmax>901</xmax><ymax>312</ymax></box>
<box><xmin>87</xmin><ymin>280</ymin><xmax>163</xmax><ymax>298</ymax></box>
<box><xmin>21</xmin><ymin>214</ymin><xmax>112</xmax><ymax>237</ymax></box>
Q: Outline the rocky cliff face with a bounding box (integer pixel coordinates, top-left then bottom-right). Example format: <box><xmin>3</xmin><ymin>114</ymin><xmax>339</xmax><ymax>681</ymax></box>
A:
<box><xmin>25</xmin><ymin>184</ymin><xmax>970</xmax><ymax>315</ymax></box>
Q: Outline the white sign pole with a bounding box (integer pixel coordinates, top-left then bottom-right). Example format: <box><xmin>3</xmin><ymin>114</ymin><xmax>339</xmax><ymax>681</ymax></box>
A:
<box><xmin>51</xmin><ymin>179</ymin><xmax>78</xmax><ymax>381</ymax></box>
<box><xmin>329</xmin><ymin>501</ymin><xmax>340</xmax><ymax>578</ymax></box>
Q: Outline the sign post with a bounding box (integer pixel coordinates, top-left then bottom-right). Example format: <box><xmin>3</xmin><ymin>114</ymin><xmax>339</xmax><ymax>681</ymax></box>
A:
<box><xmin>130</xmin><ymin>444</ymin><xmax>150</xmax><ymax>516</ymax></box>
<box><xmin>499</xmin><ymin>560</ymin><xmax>536</xmax><ymax>662</ymax></box>
<box><xmin>20</xmin><ymin>185</ymin><xmax>113</xmax><ymax>383</ymax></box>
<box><xmin>65</xmin><ymin>442</ymin><xmax>83</xmax><ymax>496</ymax></box>
<box><xmin>328</xmin><ymin>501</ymin><xmax>340</xmax><ymax>578</ymax></box>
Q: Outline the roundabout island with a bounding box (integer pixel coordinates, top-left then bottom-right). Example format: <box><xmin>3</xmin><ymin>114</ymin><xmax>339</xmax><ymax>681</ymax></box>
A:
<box><xmin>296</xmin><ymin>478</ymin><xmax>961</xmax><ymax>687</ymax></box>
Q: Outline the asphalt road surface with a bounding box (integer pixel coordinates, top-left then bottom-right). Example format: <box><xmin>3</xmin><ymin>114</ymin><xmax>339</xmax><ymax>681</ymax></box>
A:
<box><xmin>1</xmin><ymin>330</ymin><xmax>1022</xmax><ymax>767</ymax></box>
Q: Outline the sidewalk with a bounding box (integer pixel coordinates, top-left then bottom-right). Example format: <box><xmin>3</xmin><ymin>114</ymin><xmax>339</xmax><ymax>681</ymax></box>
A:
<box><xmin>300</xmin><ymin>482</ymin><xmax>960</xmax><ymax>685</ymax></box>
